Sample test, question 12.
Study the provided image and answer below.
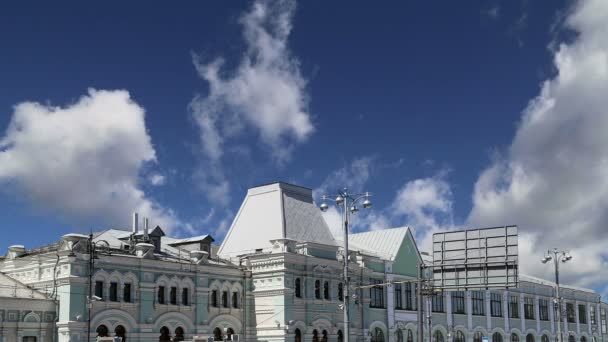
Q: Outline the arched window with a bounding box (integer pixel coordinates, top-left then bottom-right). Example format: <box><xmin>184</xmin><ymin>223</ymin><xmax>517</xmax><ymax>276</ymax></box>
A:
<box><xmin>295</xmin><ymin>329</ymin><xmax>302</xmax><ymax>342</ymax></box>
<box><xmin>97</xmin><ymin>325</ymin><xmax>109</xmax><ymax>337</ymax></box>
<box><xmin>338</xmin><ymin>283</ymin><xmax>344</xmax><ymax>301</ymax></box>
<box><xmin>322</xmin><ymin>330</ymin><xmax>328</xmax><ymax>342</ymax></box>
<box><xmin>160</xmin><ymin>327</ymin><xmax>171</xmax><ymax>342</ymax></box>
<box><xmin>315</xmin><ymin>280</ymin><xmax>321</xmax><ymax>299</ymax></box>
<box><xmin>454</xmin><ymin>331</ymin><xmax>466</xmax><ymax>342</ymax></box>
<box><xmin>511</xmin><ymin>334</ymin><xmax>520</xmax><ymax>342</ymax></box>
<box><xmin>526</xmin><ymin>334</ymin><xmax>535</xmax><ymax>342</ymax></box>
<box><xmin>213</xmin><ymin>328</ymin><xmax>223</xmax><ymax>342</ymax></box>
<box><xmin>222</xmin><ymin>291</ymin><xmax>228</xmax><ymax>308</ymax></box>
<box><xmin>493</xmin><ymin>332</ymin><xmax>503</xmax><ymax>342</ymax></box>
<box><xmin>396</xmin><ymin>329</ymin><xmax>403</xmax><ymax>342</ymax></box>
<box><xmin>226</xmin><ymin>328</ymin><xmax>235</xmax><ymax>341</ymax></box>
<box><xmin>568</xmin><ymin>336</ymin><xmax>575</xmax><ymax>342</ymax></box>
<box><xmin>434</xmin><ymin>331</ymin><xmax>444</xmax><ymax>342</ymax></box>
<box><xmin>407</xmin><ymin>330</ymin><xmax>414</xmax><ymax>342</ymax></box>
<box><xmin>174</xmin><ymin>327</ymin><xmax>185</xmax><ymax>342</ymax></box>
<box><xmin>541</xmin><ymin>335</ymin><xmax>549</xmax><ymax>342</ymax></box>
<box><xmin>313</xmin><ymin>330</ymin><xmax>319</xmax><ymax>342</ymax></box>
<box><xmin>338</xmin><ymin>330</ymin><xmax>344</xmax><ymax>342</ymax></box>
<box><xmin>324</xmin><ymin>281</ymin><xmax>330</xmax><ymax>300</ymax></box>
<box><xmin>115</xmin><ymin>325</ymin><xmax>126</xmax><ymax>342</ymax></box>
<box><xmin>474</xmin><ymin>332</ymin><xmax>484</xmax><ymax>342</ymax></box>
<box><xmin>371</xmin><ymin>328</ymin><xmax>385</xmax><ymax>342</ymax></box>
<box><xmin>295</xmin><ymin>278</ymin><xmax>302</xmax><ymax>298</ymax></box>
<box><xmin>581</xmin><ymin>337</ymin><xmax>587</xmax><ymax>342</ymax></box>
<box><xmin>232</xmin><ymin>292</ymin><xmax>239</xmax><ymax>308</ymax></box>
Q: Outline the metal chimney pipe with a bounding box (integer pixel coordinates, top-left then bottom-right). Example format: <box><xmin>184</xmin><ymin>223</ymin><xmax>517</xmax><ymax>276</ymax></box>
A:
<box><xmin>132</xmin><ymin>213</ymin><xmax>139</xmax><ymax>234</ymax></box>
<box><xmin>144</xmin><ymin>217</ymin><xmax>149</xmax><ymax>240</ymax></box>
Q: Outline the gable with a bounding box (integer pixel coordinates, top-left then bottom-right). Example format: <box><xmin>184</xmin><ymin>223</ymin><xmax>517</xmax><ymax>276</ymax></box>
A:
<box><xmin>391</xmin><ymin>228</ymin><xmax>423</xmax><ymax>276</ymax></box>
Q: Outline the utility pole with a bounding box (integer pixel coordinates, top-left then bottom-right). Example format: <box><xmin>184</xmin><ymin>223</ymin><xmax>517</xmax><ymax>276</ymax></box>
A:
<box><xmin>542</xmin><ymin>249</ymin><xmax>573</xmax><ymax>342</ymax></box>
<box><xmin>417</xmin><ymin>264</ymin><xmax>424</xmax><ymax>342</ymax></box>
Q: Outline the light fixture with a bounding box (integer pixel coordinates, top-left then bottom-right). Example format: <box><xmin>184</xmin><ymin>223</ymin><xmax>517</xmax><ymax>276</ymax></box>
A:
<box><xmin>362</xmin><ymin>198</ymin><xmax>372</xmax><ymax>209</ymax></box>
<box><xmin>335</xmin><ymin>195</ymin><xmax>344</xmax><ymax>205</ymax></box>
<box><xmin>349</xmin><ymin>206</ymin><xmax>358</xmax><ymax>213</ymax></box>
<box><xmin>320</xmin><ymin>202</ymin><xmax>329</xmax><ymax>212</ymax></box>
<box><xmin>542</xmin><ymin>255</ymin><xmax>552</xmax><ymax>264</ymax></box>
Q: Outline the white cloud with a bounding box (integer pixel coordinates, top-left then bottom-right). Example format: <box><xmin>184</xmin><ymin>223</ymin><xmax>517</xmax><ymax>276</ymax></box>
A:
<box><xmin>0</xmin><ymin>89</ymin><xmax>182</xmax><ymax>233</ymax></box>
<box><xmin>190</xmin><ymin>0</ymin><xmax>312</xmax><ymax>203</ymax></box>
<box><xmin>148</xmin><ymin>173</ymin><xmax>166</xmax><ymax>186</ymax></box>
<box><xmin>469</xmin><ymin>0</ymin><xmax>608</xmax><ymax>291</ymax></box>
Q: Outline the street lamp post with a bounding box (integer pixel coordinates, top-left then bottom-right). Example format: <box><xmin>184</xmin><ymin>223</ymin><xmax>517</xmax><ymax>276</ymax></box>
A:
<box><xmin>320</xmin><ymin>188</ymin><xmax>372</xmax><ymax>342</ymax></box>
<box><xmin>542</xmin><ymin>248</ymin><xmax>573</xmax><ymax>342</ymax></box>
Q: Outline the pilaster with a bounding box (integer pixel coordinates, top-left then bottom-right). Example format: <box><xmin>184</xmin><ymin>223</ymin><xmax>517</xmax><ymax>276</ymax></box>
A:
<box><xmin>576</xmin><ymin>301</ymin><xmax>581</xmax><ymax>335</ymax></box>
<box><xmin>535</xmin><ymin>295</ymin><xmax>541</xmax><ymax>333</ymax></box>
<box><xmin>486</xmin><ymin>292</ymin><xmax>492</xmax><ymax>331</ymax></box>
<box><xmin>520</xmin><ymin>293</ymin><xmax>525</xmax><ymax>334</ymax></box>
<box><xmin>466</xmin><ymin>291</ymin><xmax>472</xmax><ymax>330</ymax></box>
<box><xmin>503</xmin><ymin>291</ymin><xmax>510</xmax><ymax>333</ymax></box>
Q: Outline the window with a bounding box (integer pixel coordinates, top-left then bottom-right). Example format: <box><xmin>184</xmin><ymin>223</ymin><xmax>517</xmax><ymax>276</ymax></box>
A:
<box><xmin>226</xmin><ymin>328</ymin><xmax>235</xmax><ymax>341</ymax></box>
<box><xmin>158</xmin><ymin>286</ymin><xmax>165</xmax><ymax>304</ymax></box>
<box><xmin>315</xmin><ymin>280</ymin><xmax>321</xmax><ymax>299</ymax></box>
<box><xmin>232</xmin><ymin>292</ymin><xmax>238</xmax><ymax>308</ymax></box>
<box><xmin>174</xmin><ymin>327</ymin><xmax>185</xmax><ymax>342</ymax></box>
<box><xmin>160</xmin><ymin>326</ymin><xmax>171</xmax><ymax>342</ymax></box>
<box><xmin>568</xmin><ymin>336</ymin><xmax>575</xmax><ymax>342</ymax></box>
<box><xmin>454</xmin><ymin>331</ymin><xmax>465</xmax><ymax>342</ymax></box>
<box><xmin>407</xmin><ymin>330</ymin><xmax>414</xmax><ymax>342</ymax></box>
<box><xmin>511</xmin><ymin>334</ymin><xmax>520</xmax><ymax>342</ymax></box>
<box><xmin>23</xmin><ymin>337</ymin><xmax>37</xmax><ymax>342</ymax></box>
<box><xmin>395</xmin><ymin>283</ymin><xmax>403</xmax><ymax>309</ymax></box>
<box><xmin>295</xmin><ymin>278</ymin><xmax>301</xmax><ymax>298</ymax></box>
<box><xmin>432</xmin><ymin>293</ymin><xmax>444</xmax><ymax>312</ymax></box>
<box><xmin>434</xmin><ymin>331</ymin><xmax>444</xmax><ymax>342</ymax></box>
<box><xmin>182</xmin><ymin>288</ymin><xmax>189</xmax><ymax>306</ymax></box>
<box><xmin>109</xmin><ymin>282</ymin><xmax>118</xmax><ymax>302</ymax></box>
<box><xmin>602</xmin><ymin>308</ymin><xmax>607</xmax><ymax>334</ymax></box>
<box><xmin>322</xmin><ymin>330</ymin><xmax>329</xmax><ymax>342</ymax></box>
<box><xmin>338</xmin><ymin>283</ymin><xmax>344</xmax><ymax>302</ymax></box>
<box><xmin>313</xmin><ymin>330</ymin><xmax>319</xmax><ymax>342</ymax></box>
<box><xmin>170</xmin><ymin>287</ymin><xmax>177</xmax><ymax>305</ymax></box>
<box><xmin>491</xmin><ymin>293</ymin><xmax>503</xmax><ymax>317</ymax></box>
<box><xmin>97</xmin><ymin>325</ymin><xmax>109</xmax><ymax>337</ymax></box>
<box><xmin>581</xmin><ymin>337</ymin><xmax>587</xmax><ymax>342</ymax></box>
<box><xmin>405</xmin><ymin>283</ymin><xmax>413</xmax><ymax>310</ymax></box>
<box><xmin>324</xmin><ymin>281</ymin><xmax>330</xmax><ymax>300</ymax></box>
<box><xmin>396</xmin><ymin>330</ymin><xmax>403</xmax><ymax>342</ymax></box>
<box><xmin>124</xmin><ymin>283</ymin><xmax>131</xmax><ymax>303</ymax></box>
<box><xmin>493</xmin><ymin>333</ymin><xmax>503</xmax><ymax>342</ymax></box>
<box><xmin>371</xmin><ymin>328</ymin><xmax>384</xmax><ymax>342</ymax></box>
<box><xmin>541</xmin><ymin>335</ymin><xmax>549</xmax><ymax>342</ymax></box>
<box><xmin>526</xmin><ymin>334</ymin><xmax>535</xmax><ymax>342</ymax></box>
<box><xmin>211</xmin><ymin>290</ymin><xmax>218</xmax><ymax>307</ymax></box>
<box><xmin>579</xmin><ymin>304</ymin><xmax>587</xmax><ymax>324</ymax></box>
<box><xmin>115</xmin><ymin>325</ymin><xmax>126</xmax><ymax>342</ymax></box>
<box><xmin>567</xmin><ymin>303</ymin><xmax>576</xmax><ymax>323</ymax></box>
<box><xmin>338</xmin><ymin>330</ymin><xmax>343</xmax><ymax>342</ymax></box>
<box><xmin>590</xmin><ymin>305</ymin><xmax>596</xmax><ymax>325</ymax></box>
<box><xmin>474</xmin><ymin>331</ymin><xmax>483</xmax><ymax>342</ymax></box>
<box><xmin>472</xmin><ymin>291</ymin><xmax>485</xmax><ymax>315</ymax></box>
<box><xmin>370</xmin><ymin>279</ymin><xmax>384</xmax><ymax>308</ymax></box>
<box><xmin>95</xmin><ymin>281</ymin><xmax>104</xmax><ymax>300</ymax></box>
<box><xmin>539</xmin><ymin>299</ymin><xmax>549</xmax><ymax>321</ymax></box>
<box><xmin>295</xmin><ymin>329</ymin><xmax>302</xmax><ymax>342</ymax></box>
<box><xmin>222</xmin><ymin>291</ymin><xmax>228</xmax><ymax>308</ymax></box>
<box><xmin>452</xmin><ymin>291</ymin><xmax>466</xmax><ymax>314</ymax></box>
<box><xmin>524</xmin><ymin>297</ymin><xmax>534</xmax><ymax>319</ymax></box>
<box><xmin>213</xmin><ymin>328</ymin><xmax>222</xmax><ymax>341</ymax></box>
<box><xmin>509</xmin><ymin>296</ymin><xmax>519</xmax><ymax>318</ymax></box>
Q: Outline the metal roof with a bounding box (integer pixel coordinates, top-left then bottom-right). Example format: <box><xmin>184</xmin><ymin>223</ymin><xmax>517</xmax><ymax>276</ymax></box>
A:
<box><xmin>347</xmin><ymin>226</ymin><xmax>410</xmax><ymax>261</ymax></box>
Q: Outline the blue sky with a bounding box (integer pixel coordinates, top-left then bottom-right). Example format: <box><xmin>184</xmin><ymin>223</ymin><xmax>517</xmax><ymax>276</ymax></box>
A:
<box><xmin>1</xmin><ymin>0</ymin><xmax>607</xmax><ymax>296</ymax></box>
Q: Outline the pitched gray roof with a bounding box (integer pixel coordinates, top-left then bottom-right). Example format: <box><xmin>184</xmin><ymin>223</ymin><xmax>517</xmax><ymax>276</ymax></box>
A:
<box><xmin>347</xmin><ymin>227</ymin><xmax>410</xmax><ymax>261</ymax></box>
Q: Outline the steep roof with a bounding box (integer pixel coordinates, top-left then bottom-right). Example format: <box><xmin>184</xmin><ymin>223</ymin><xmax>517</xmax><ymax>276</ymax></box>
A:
<box><xmin>348</xmin><ymin>227</ymin><xmax>410</xmax><ymax>261</ymax></box>
<box><xmin>218</xmin><ymin>182</ymin><xmax>337</xmax><ymax>257</ymax></box>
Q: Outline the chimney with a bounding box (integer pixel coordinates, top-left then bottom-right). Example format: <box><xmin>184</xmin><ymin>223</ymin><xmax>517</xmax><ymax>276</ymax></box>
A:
<box><xmin>132</xmin><ymin>212</ymin><xmax>139</xmax><ymax>234</ymax></box>
<box><xmin>143</xmin><ymin>217</ymin><xmax>149</xmax><ymax>240</ymax></box>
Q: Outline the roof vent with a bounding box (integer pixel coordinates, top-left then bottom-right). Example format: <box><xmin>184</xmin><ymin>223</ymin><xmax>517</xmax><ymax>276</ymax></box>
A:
<box><xmin>132</xmin><ymin>212</ymin><xmax>139</xmax><ymax>234</ymax></box>
<box><xmin>7</xmin><ymin>245</ymin><xmax>26</xmax><ymax>259</ymax></box>
<box><xmin>190</xmin><ymin>250</ymin><xmax>209</xmax><ymax>265</ymax></box>
<box><xmin>135</xmin><ymin>243</ymin><xmax>155</xmax><ymax>259</ymax></box>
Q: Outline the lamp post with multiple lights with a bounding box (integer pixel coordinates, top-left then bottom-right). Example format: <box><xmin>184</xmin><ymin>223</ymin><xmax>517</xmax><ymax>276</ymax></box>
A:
<box><xmin>319</xmin><ymin>188</ymin><xmax>372</xmax><ymax>342</ymax></box>
<box><xmin>542</xmin><ymin>248</ymin><xmax>573</xmax><ymax>342</ymax></box>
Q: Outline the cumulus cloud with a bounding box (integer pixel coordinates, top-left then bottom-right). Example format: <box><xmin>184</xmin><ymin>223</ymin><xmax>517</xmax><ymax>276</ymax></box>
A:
<box><xmin>148</xmin><ymin>173</ymin><xmax>166</xmax><ymax>186</ymax></box>
<box><xmin>0</xmin><ymin>89</ymin><xmax>182</xmax><ymax>233</ymax></box>
<box><xmin>190</xmin><ymin>0</ymin><xmax>313</xmax><ymax>202</ymax></box>
<box><xmin>468</xmin><ymin>0</ymin><xmax>608</xmax><ymax>290</ymax></box>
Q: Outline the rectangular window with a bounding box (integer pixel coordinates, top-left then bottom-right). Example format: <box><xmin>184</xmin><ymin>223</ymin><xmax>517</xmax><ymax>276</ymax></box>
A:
<box><xmin>472</xmin><ymin>291</ymin><xmax>485</xmax><ymax>316</ymax></box>
<box><xmin>491</xmin><ymin>293</ymin><xmax>503</xmax><ymax>317</ymax></box>
<box><xmin>601</xmin><ymin>308</ymin><xmax>607</xmax><ymax>334</ymax></box>
<box><xmin>567</xmin><ymin>303</ymin><xmax>576</xmax><ymax>323</ymax></box>
<box><xmin>452</xmin><ymin>291</ymin><xmax>466</xmax><ymax>314</ymax></box>
<box><xmin>590</xmin><ymin>305</ymin><xmax>596</xmax><ymax>325</ymax></box>
<box><xmin>315</xmin><ymin>280</ymin><xmax>321</xmax><ymax>299</ymax></box>
<box><xmin>405</xmin><ymin>283</ymin><xmax>413</xmax><ymax>310</ymax></box>
<box><xmin>539</xmin><ymin>299</ymin><xmax>549</xmax><ymax>321</ymax></box>
<box><xmin>95</xmin><ymin>281</ymin><xmax>104</xmax><ymax>300</ymax></box>
<box><xmin>509</xmin><ymin>295</ymin><xmax>519</xmax><ymax>318</ymax></box>
<box><xmin>123</xmin><ymin>283</ymin><xmax>131</xmax><ymax>303</ymax></box>
<box><xmin>324</xmin><ymin>281</ymin><xmax>330</xmax><ymax>300</ymax></box>
<box><xmin>232</xmin><ymin>292</ymin><xmax>238</xmax><ymax>308</ymax></box>
<box><xmin>432</xmin><ymin>293</ymin><xmax>444</xmax><ymax>313</ymax></box>
<box><xmin>170</xmin><ymin>287</ymin><xmax>177</xmax><ymax>305</ymax></box>
<box><xmin>109</xmin><ymin>282</ymin><xmax>118</xmax><ymax>302</ymax></box>
<box><xmin>579</xmin><ymin>304</ymin><xmax>587</xmax><ymax>324</ymax></box>
<box><xmin>182</xmin><ymin>288</ymin><xmax>189</xmax><ymax>306</ymax></box>
<box><xmin>222</xmin><ymin>291</ymin><xmax>228</xmax><ymax>308</ymax></box>
<box><xmin>338</xmin><ymin>283</ymin><xmax>344</xmax><ymax>302</ymax></box>
<box><xmin>158</xmin><ymin>286</ymin><xmax>165</xmax><ymax>304</ymax></box>
<box><xmin>524</xmin><ymin>297</ymin><xmax>535</xmax><ymax>320</ymax></box>
<box><xmin>211</xmin><ymin>290</ymin><xmax>218</xmax><ymax>307</ymax></box>
<box><xmin>370</xmin><ymin>279</ymin><xmax>384</xmax><ymax>308</ymax></box>
<box><xmin>395</xmin><ymin>283</ymin><xmax>403</xmax><ymax>309</ymax></box>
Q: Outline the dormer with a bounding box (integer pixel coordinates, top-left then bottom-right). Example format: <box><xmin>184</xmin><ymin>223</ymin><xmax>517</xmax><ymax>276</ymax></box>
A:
<box><xmin>167</xmin><ymin>235</ymin><xmax>215</xmax><ymax>253</ymax></box>
<box><xmin>147</xmin><ymin>226</ymin><xmax>165</xmax><ymax>253</ymax></box>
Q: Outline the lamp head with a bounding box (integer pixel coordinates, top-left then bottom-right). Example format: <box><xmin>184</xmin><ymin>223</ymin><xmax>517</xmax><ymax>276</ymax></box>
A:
<box><xmin>335</xmin><ymin>195</ymin><xmax>344</xmax><ymax>205</ymax></box>
<box><xmin>350</xmin><ymin>206</ymin><xmax>358</xmax><ymax>214</ymax></box>
<box><xmin>319</xmin><ymin>202</ymin><xmax>329</xmax><ymax>212</ymax></box>
<box><xmin>542</xmin><ymin>255</ymin><xmax>552</xmax><ymax>264</ymax></box>
<box><xmin>362</xmin><ymin>198</ymin><xmax>372</xmax><ymax>209</ymax></box>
